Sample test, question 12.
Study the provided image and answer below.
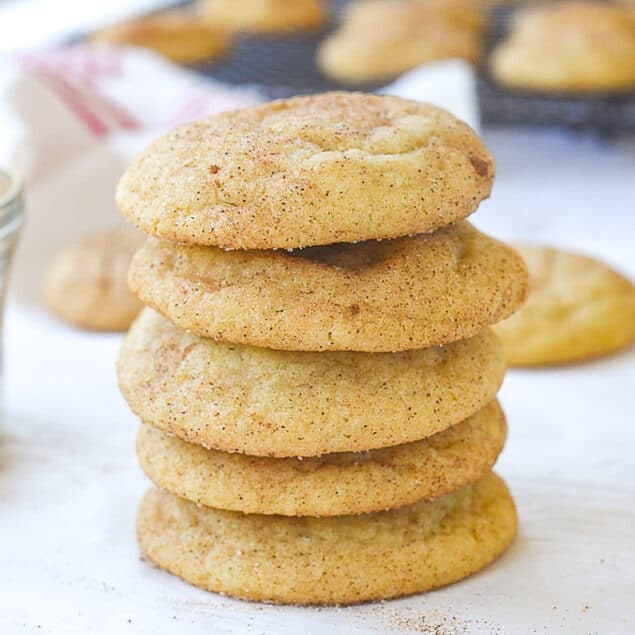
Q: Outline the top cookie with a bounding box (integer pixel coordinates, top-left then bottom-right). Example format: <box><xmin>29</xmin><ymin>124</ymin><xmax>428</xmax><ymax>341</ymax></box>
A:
<box><xmin>116</xmin><ymin>92</ymin><xmax>494</xmax><ymax>249</ymax></box>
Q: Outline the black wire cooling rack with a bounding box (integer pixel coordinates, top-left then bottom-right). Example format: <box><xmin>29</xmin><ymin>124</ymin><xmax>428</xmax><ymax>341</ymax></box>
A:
<box><xmin>151</xmin><ymin>0</ymin><xmax>635</xmax><ymax>132</ymax></box>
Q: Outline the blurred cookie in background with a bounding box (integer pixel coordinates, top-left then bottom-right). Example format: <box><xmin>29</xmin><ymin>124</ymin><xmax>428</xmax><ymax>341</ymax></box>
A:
<box><xmin>93</xmin><ymin>10</ymin><xmax>230</xmax><ymax>64</ymax></box>
<box><xmin>43</xmin><ymin>225</ymin><xmax>144</xmax><ymax>332</ymax></box>
<box><xmin>489</xmin><ymin>2</ymin><xmax>635</xmax><ymax>93</ymax></box>
<box><xmin>317</xmin><ymin>0</ymin><xmax>482</xmax><ymax>85</ymax></box>
<box><xmin>494</xmin><ymin>246</ymin><xmax>635</xmax><ymax>367</ymax></box>
<box><xmin>199</xmin><ymin>0</ymin><xmax>327</xmax><ymax>34</ymax></box>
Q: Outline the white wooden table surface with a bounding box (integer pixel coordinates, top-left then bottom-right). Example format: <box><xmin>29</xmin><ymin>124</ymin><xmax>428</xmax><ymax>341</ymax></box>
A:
<box><xmin>1</xmin><ymin>127</ymin><xmax>634</xmax><ymax>634</ymax></box>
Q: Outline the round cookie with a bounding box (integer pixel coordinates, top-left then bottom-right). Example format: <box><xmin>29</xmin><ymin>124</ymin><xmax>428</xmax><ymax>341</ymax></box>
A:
<box><xmin>493</xmin><ymin>246</ymin><xmax>635</xmax><ymax>366</ymax></box>
<box><xmin>329</xmin><ymin>0</ymin><xmax>484</xmax><ymax>36</ymax></box>
<box><xmin>199</xmin><ymin>0</ymin><xmax>326</xmax><ymax>34</ymax></box>
<box><xmin>92</xmin><ymin>10</ymin><xmax>229</xmax><ymax>64</ymax></box>
<box><xmin>118</xmin><ymin>308</ymin><xmax>506</xmax><ymax>456</ymax></box>
<box><xmin>127</xmin><ymin>222</ymin><xmax>528</xmax><ymax>353</ymax></box>
<box><xmin>317</xmin><ymin>0</ymin><xmax>482</xmax><ymax>85</ymax></box>
<box><xmin>137</xmin><ymin>472</ymin><xmax>517</xmax><ymax>605</ymax></box>
<box><xmin>137</xmin><ymin>401</ymin><xmax>506</xmax><ymax>516</ymax></box>
<box><xmin>43</xmin><ymin>225</ymin><xmax>144</xmax><ymax>332</ymax></box>
<box><xmin>116</xmin><ymin>92</ymin><xmax>495</xmax><ymax>249</ymax></box>
<box><xmin>489</xmin><ymin>3</ymin><xmax>635</xmax><ymax>93</ymax></box>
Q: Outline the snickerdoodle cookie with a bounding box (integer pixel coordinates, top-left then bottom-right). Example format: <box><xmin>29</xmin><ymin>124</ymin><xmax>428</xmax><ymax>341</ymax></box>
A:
<box><xmin>489</xmin><ymin>2</ymin><xmax>635</xmax><ymax>92</ymax></box>
<box><xmin>317</xmin><ymin>0</ymin><xmax>482</xmax><ymax>84</ymax></box>
<box><xmin>494</xmin><ymin>246</ymin><xmax>635</xmax><ymax>366</ymax></box>
<box><xmin>119</xmin><ymin>309</ymin><xmax>505</xmax><ymax>456</ymax></box>
<box><xmin>137</xmin><ymin>472</ymin><xmax>516</xmax><ymax>605</ymax></box>
<box><xmin>199</xmin><ymin>0</ymin><xmax>326</xmax><ymax>34</ymax></box>
<box><xmin>137</xmin><ymin>401</ymin><xmax>506</xmax><ymax>516</ymax></box>
<box><xmin>127</xmin><ymin>222</ymin><xmax>527</xmax><ymax>353</ymax></box>
<box><xmin>116</xmin><ymin>93</ymin><xmax>495</xmax><ymax>249</ymax></box>
<box><xmin>93</xmin><ymin>10</ymin><xmax>229</xmax><ymax>64</ymax></box>
<box><xmin>43</xmin><ymin>225</ymin><xmax>144</xmax><ymax>332</ymax></box>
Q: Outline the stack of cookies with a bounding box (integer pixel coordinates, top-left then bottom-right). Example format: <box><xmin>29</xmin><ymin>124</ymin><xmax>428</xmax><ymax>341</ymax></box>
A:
<box><xmin>116</xmin><ymin>92</ymin><xmax>528</xmax><ymax>605</ymax></box>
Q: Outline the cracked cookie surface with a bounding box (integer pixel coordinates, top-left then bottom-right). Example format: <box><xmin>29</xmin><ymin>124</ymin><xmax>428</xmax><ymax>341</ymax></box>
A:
<box><xmin>137</xmin><ymin>401</ymin><xmax>506</xmax><ymax>516</ymax></box>
<box><xmin>116</xmin><ymin>93</ymin><xmax>494</xmax><ymax>249</ymax></box>
<box><xmin>127</xmin><ymin>222</ymin><xmax>528</xmax><ymax>352</ymax></box>
<box><xmin>119</xmin><ymin>308</ymin><xmax>506</xmax><ymax>456</ymax></box>
<box><xmin>137</xmin><ymin>472</ymin><xmax>517</xmax><ymax>605</ymax></box>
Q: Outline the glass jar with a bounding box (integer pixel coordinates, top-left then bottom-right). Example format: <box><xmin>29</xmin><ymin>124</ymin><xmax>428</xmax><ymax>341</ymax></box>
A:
<box><xmin>0</xmin><ymin>169</ymin><xmax>23</xmax><ymax>386</ymax></box>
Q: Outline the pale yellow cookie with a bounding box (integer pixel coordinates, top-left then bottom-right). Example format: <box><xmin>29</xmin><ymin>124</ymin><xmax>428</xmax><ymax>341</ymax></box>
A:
<box><xmin>494</xmin><ymin>246</ymin><xmax>635</xmax><ymax>366</ymax></box>
<box><xmin>116</xmin><ymin>93</ymin><xmax>495</xmax><ymax>249</ymax></box>
<box><xmin>119</xmin><ymin>308</ymin><xmax>505</xmax><ymax>456</ymax></box>
<box><xmin>137</xmin><ymin>472</ymin><xmax>517</xmax><ymax>605</ymax></box>
<box><xmin>317</xmin><ymin>0</ymin><xmax>482</xmax><ymax>84</ymax></box>
<box><xmin>333</xmin><ymin>0</ymin><xmax>484</xmax><ymax>39</ymax></box>
<box><xmin>93</xmin><ymin>10</ymin><xmax>229</xmax><ymax>64</ymax></box>
<box><xmin>199</xmin><ymin>0</ymin><xmax>326</xmax><ymax>34</ymax></box>
<box><xmin>43</xmin><ymin>225</ymin><xmax>144</xmax><ymax>332</ymax></box>
<box><xmin>127</xmin><ymin>222</ymin><xmax>527</xmax><ymax>353</ymax></box>
<box><xmin>137</xmin><ymin>401</ymin><xmax>506</xmax><ymax>516</ymax></box>
<box><xmin>489</xmin><ymin>2</ymin><xmax>635</xmax><ymax>92</ymax></box>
